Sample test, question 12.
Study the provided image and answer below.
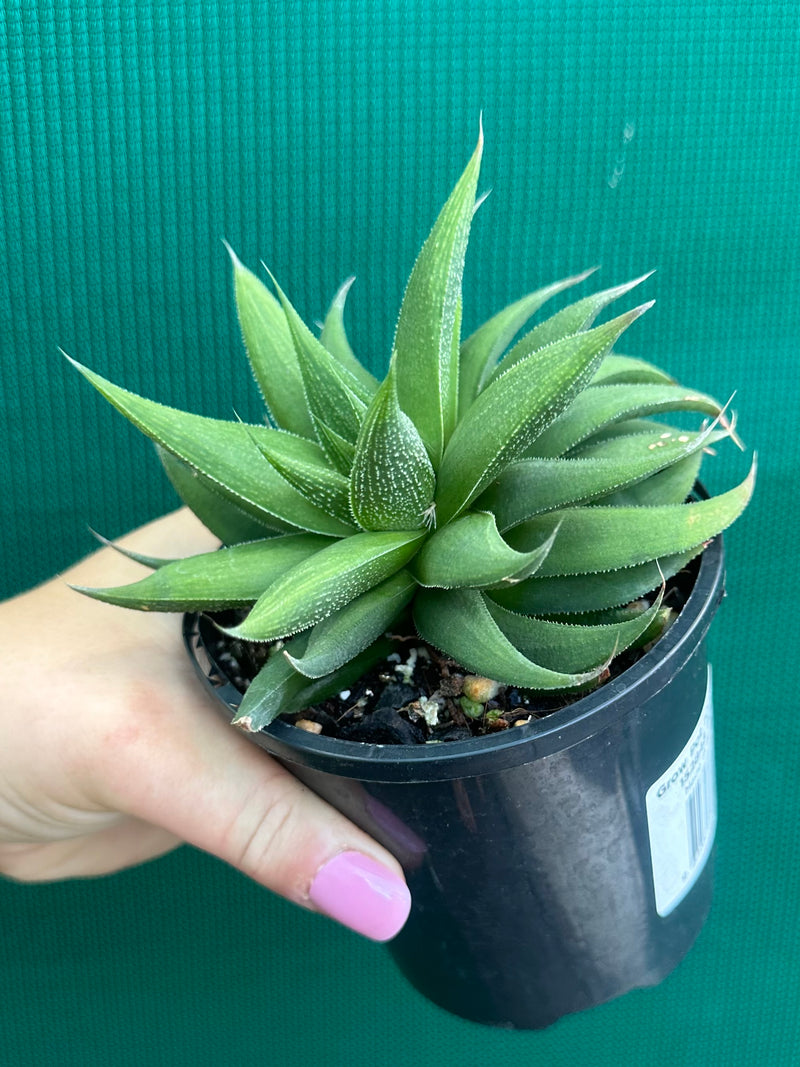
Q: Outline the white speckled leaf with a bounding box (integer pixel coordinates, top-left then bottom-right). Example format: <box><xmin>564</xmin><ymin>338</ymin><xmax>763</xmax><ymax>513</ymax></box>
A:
<box><xmin>435</xmin><ymin>305</ymin><xmax>652</xmax><ymax>524</ymax></box>
<box><xmin>486</xmin><ymin>273</ymin><xmax>653</xmax><ymax>387</ymax></box>
<box><xmin>527</xmin><ymin>383</ymin><xmax>722</xmax><ymax>458</ymax></box>
<box><xmin>458</xmin><ymin>267</ymin><xmax>598</xmax><ymax>413</ymax></box>
<box><xmin>478</xmin><ymin>422</ymin><xmax>724</xmax><ymax>529</ymax></box>
<box><xmin>506</xmin><ymin>460</ymin><xmax>756</xmax><ymax>575</ymax></box>
<box><xmin>251</xmin><ymin>428</ymin><xmax>355</xmax><ymax>525</ymax></box>
<box><xmin>226</xmin><ymin>245</ymin><xmax>315</xmax><ymax>438</ymax></box>
<box><xmin>66</xmin><ymin>358</ymin><xmax>353</xmax><ymax>537</ymax></box>
<box><xmin>224</xmin><ymin>529</ymin><xmax>425</xmax><ymax>641</ymax></box>
<box><xmin>70</xmin><ymin>535</ymin><xmax>330</xmax><ymax>611</ymax></box>
<box><xmin>285</xmin><ymin>570</ymin><xmax>416</xmax><ymax>678</ymax></box>
<box><xmin>350</xmin><ymin>368</ymin><xmax>436</xmax><ymax>530</ymax></box>
<box><xmin>313</xmin><ymin>418</ymin><xmax>357</xmax><ymax>475</ymax></box>
<box><xmin>393</xmin><ymin>126</ymin><xmax>483</xmax><ymax>466</ymax></box>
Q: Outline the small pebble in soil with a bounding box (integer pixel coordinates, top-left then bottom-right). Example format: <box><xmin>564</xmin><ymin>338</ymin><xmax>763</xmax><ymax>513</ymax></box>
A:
<box><xmin>295</xmin><ymin>718</ymin><xmax>323</xmax><ymax>734</ymax></box>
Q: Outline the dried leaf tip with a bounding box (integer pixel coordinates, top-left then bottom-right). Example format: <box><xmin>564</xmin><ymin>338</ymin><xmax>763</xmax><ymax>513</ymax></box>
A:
<box><xmin>233</xmin><ymin>714</ymin><xmax>256</xmax><ymax>733</ymax></box>
<box><xmin>717</xmin><ymin>392</ymin><xmax>746</xmax><ymax>451</ymax></box>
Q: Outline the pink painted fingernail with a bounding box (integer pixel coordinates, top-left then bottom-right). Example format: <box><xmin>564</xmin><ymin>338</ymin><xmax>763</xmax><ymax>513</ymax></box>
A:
<box><xmin>309</xmin><ymin>851</ymin><xmax>411</xmax><ymax>942</ymax></box>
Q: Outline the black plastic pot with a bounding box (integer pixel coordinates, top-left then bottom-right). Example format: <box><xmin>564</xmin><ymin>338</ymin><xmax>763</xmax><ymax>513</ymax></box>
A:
<box><xmin>184</xmin><ymin>535</ymin><xmax>725</xmax><ymax>1030</ymax></box>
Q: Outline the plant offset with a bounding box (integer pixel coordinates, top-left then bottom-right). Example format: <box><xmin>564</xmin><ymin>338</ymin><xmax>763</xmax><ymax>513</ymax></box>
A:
<box><xmin>70</xmin><ymin>129</ymin><xmax>754</xmax><ymax>734</ymax></box>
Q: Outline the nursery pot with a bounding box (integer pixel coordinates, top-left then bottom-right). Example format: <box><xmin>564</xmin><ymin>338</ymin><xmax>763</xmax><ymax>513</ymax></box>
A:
<box><xmin>184</xmin><ymin>534</ymin><xmax>725</xmax><ymax>1030</ymax></box>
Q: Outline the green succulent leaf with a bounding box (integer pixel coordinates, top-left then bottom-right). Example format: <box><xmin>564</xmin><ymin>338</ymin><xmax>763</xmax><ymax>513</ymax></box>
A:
<box><xmin>413</xmin><ymin>586</ymin><xmax>603</xmax><ymax>690</ymax></box>
<box><xmin>393</xmin><ymin>124</ymin><xmax>483</xmax><ymax>466</ymax></box>
<box><xmin>248</xmin><ymin>426</ymin><xmax>355</xmax><ymax>526</ymax></box>
<box><xmin>312</xmin><ymin>419</ymin><xmax>357</xmax><ymax>474</ymax></box>
<box><xmin>593</xmin><ymin>452</ymin><xmax>704</xmax><ymax>508</ymax></box>
<box><xmin>319</xmin><ymin>276</ymin><xmax>380</xmax><ymax>395</ymax></box>
<box><xmin>575</xmin><ymin>423</ymin><xmax>729</xmax><ymax>460</ymax></box>
<box><xmin>570</xmin><ymin>418</ymin><xmax>679</xmax><ymax>452</ymax></box>
<box><xmin>591</xmin><ymin>354</ymin><xmax>676</xmax><ymax>386</ymax></box>
<box><xmin>457</xmin><ymin>267</ymin><xmax>598</xmax><ymax>413</ymax></box>
<box><xmin>478</xmin><ymin>422</ymin><xmax>722</xmax><ymax>529</ymax></box>
<box><xmin>350</xmin><ymin>367</ymin><xmax>436</xmax><ymax>531</ymax></box>
<box><xmin>70</xmin><ymin>534</ymin><xmax>330</xmax><ymax>611</ymax></box>
<box><xmin>506</xmin><ymin>459</ymin><xmax>756</xmax><ymax>575</ymax></box>
<box><xmin>87</xmin><ymin>528</ymin><xmax>173</xmax><ymax>570</ymax></box>
<box><xmin>267</xmin><ymin>271</ymin><xmax>371</xmax><ymax>443</ymax></box>
<box><xmin>66</xmin><ymin>358</ymin><xmax>353</xmax><ymax>537</ymax></box>
<box><xmin>233</xmin><ymin>634</ymin><xmax>394</xmax><ymax>731</ymax></box>
<box><xmin>526</xmin><ymin>383</ymin><xmax>723</xmax><ymax>457</ymax></box>
<box><xmin>411</xmin><ymin>510</ymin><xmax>557</xmax><ymax>588</ymax></box>
<box><xmin>484</xmin><ymin>591</ymin><xmax>663</xmax><ymax>673</ymax></box>
<box><xmin>224</xmin><ymin>529</ymin><xmax>426</xmax><ymax>642</ymax></box>
<box><xmin>231</xmin><ymin>633</ymin><xmax>310</xmax><ymax>730</ymax></box>
<box><xmin>226</xmin><ymin>244</ymin><xmax>316</xmax><ymax>439</ymax></box>
<box><xmin>543</xmin><ymin>603</ymin><xmax>654</xmax><ymax>627</ymax></box>
<box><xmin>489</xmin><ymin>551</ymin><xmax>700</xmax><ymax>615</ymax></box>
<box><xmin>158</xmin><ymin>447</ymin><xmax>276</xmax><ymax>543</ymax></box>
<box><xmin>285</xmin><ymin>570</ymin><xmax>416</xmax><ymax>678</ymax></box>
<box><xmin>486</xmin><ymin>273</ymin><xmax>653</xmax><ymax>385</ymax></box>
<box><xmin>435</xmin><ymin>304</ymin><xmax>652</xmax><ymax>524</ymax></box>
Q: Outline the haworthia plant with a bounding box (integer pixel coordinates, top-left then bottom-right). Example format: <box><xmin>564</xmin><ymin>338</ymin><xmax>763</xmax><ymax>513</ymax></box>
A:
<box><xmin>69</xmin><ymin>131</ymin><xmax>754</xmax><ymax>732</ymax></box>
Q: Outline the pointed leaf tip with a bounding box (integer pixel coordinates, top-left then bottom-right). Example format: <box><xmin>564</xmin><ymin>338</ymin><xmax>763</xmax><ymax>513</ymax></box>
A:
<box><xmin>320</xmin><ymin>276</ymin><xmax>378</xmax><ymax>395</ymax></box>
<box><xmin>60</xmin><ymin>347</ymin><xmax>82</xmax><ymax>371</ymax></box>
<box><xmin>473</xmin><ymin>189</ymin><xmax>492</xmax><ymax>216</ymax></box>
<box><xmin>221</xmin><ymin>238</ymin><xmax>240</xmax><ymax>268</ymax></box>
<box><xmin>332</xmin><ymin>275</ymin><xmax>356</xmax><ymax>306</ymax></box>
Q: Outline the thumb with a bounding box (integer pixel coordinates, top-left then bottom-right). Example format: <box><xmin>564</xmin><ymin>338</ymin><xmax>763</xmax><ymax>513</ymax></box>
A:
<box><xmin>100</xmin><ymin>682</ymin><xmax>412</xmax><ymax>943</ymax></box>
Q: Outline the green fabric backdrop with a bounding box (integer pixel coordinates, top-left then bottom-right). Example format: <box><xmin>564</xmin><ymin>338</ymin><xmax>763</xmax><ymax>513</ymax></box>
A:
<box><xmin>1</xmin><ymin>1</ymin><xmax>798</xmax><ymax>1063</ymax></box>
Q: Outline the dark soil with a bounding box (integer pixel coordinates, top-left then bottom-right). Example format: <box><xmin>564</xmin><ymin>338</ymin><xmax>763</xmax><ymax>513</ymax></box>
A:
<box><xmin>205</xmin><ymin>559</ymin><xmax>699</xmax><ymax>745</ymax></box>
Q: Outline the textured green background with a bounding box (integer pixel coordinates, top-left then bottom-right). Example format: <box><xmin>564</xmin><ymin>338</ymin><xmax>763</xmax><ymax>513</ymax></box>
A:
<box><xmin>1</xmin><ymin>1</ymin><xmax>798</xmax><ymax>1064</ymax></box>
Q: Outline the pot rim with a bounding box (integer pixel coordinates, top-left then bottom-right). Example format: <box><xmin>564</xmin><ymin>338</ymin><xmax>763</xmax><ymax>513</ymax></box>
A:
<box><xmin>184</xmin><ymin>535</ymin><xmax>725</xmax><ymax>783</ymax></box>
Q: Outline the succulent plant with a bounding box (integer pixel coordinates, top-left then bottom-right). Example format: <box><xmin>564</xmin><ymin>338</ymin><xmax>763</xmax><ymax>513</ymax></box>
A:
<box><xmin>68</xmin><ymin>127</ymin><xmax>754</xmax><ymax>733</ymax></box>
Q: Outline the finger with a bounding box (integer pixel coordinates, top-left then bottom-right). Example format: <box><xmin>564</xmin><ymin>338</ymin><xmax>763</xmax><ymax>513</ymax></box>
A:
<box><xmin>0</xmin><ymin>817</ymin><xmax>182</xmax><ymax>882</ymax></box>
<box><xmin>95</xmin><ymin>676</ymin><xmax>412</xmax><ymax>942</ymax></box>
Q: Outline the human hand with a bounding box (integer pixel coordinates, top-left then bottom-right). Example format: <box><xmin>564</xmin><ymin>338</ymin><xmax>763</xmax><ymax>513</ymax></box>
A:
<box><xmin>0</xmin><ymin>509</ymin><xmax>411</xmax><ymax>941</ymax></box>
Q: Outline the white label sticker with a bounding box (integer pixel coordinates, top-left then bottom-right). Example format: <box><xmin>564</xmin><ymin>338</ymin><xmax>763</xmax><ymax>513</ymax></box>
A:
<box><xmin>646</xmin><ymin>668</ymin><xmax>717</xmax><ymax>917</ymax></box>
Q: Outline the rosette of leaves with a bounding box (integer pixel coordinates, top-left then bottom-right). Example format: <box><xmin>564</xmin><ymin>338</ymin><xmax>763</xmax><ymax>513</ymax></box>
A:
<box><xmin>68</xmin><ymin>127</ymin><xmax>754</xmax><ymax>732</ymax></box>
